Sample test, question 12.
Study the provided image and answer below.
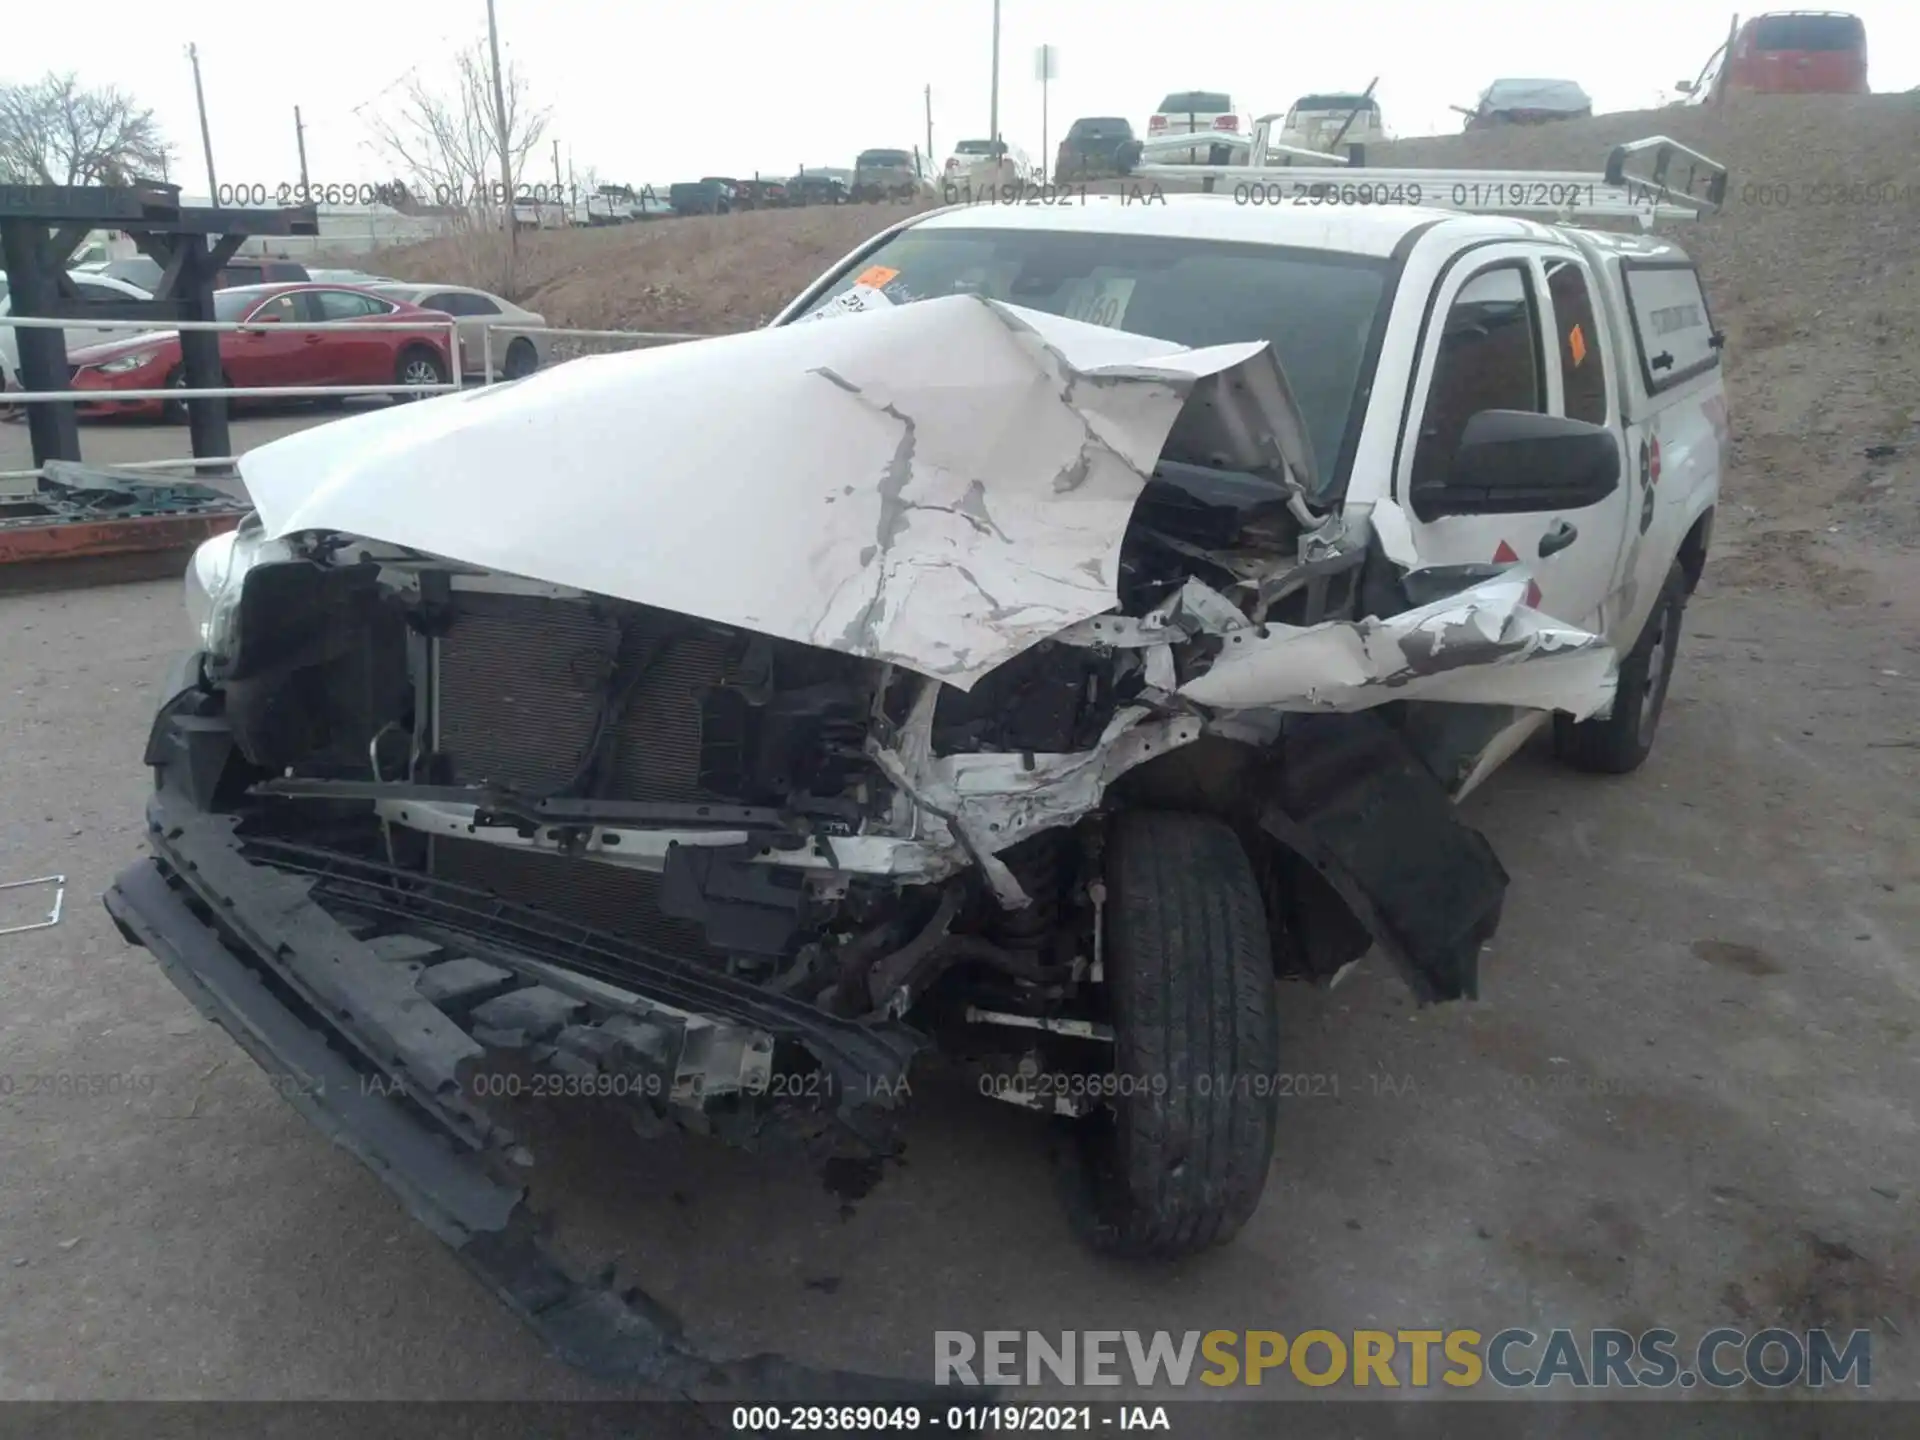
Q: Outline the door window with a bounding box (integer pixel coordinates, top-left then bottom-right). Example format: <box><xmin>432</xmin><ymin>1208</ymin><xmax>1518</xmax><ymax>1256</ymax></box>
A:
<box><xmin>1410</xmin><ymin>264</ymin><xmax>1544</xmax><ymax>494</ymax></box>
<box><xmin>1544</xmin><ymin>259</ymin><xmax>1608</xmax><ymax>424</ymax></box>
<box><xmin>314</xmin><ymin>290</ymin><xmax>393</xmax><ymax>319</ymax></box>
<box><xmin>423</xmin><ymin>291</ymin><xmax>499</xmax><ymax>317</ymax></box>
<box><xmin>246</xmin><ymin>293</ymin><xmax>302</xmax><ymax>325</ymax></box>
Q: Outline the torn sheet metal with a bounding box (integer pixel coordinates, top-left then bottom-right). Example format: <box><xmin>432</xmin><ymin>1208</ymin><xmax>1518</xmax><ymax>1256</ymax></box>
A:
<box><xmin>239</xmin><ymin>294</ymin><xmax>1308</xmax><ymax>691</ymax></box>
<box><xmin>1054</xmin><ymin>576</ymin><xmax>1251</xmax><ymax>649</ymax></box>
<box><xmin>871</xmin><ymin>704</ymin><xmax>1206</xmax><ymax>906</ymax></box>
<box><xmin>1176</xmin><ymin>574</ymin><xmax>1618</xmax><ymax>718</ymax></box>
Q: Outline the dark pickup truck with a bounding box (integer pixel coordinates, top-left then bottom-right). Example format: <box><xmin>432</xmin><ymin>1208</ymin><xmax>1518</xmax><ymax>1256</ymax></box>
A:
<box><xmin>668</xmin><ymin>179</ymin><xmax>734</xmax><ymax>216</ymax></box>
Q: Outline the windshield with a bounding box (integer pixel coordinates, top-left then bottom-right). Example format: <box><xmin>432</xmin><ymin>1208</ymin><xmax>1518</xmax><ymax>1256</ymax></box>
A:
<box><xmin>1294</xmin><ymin>94</ymin><xmax>1377</xmax><ymax>113</ymax></box>
<box><xmin>956</xmin><ymin>140</ymin><xmax>1000</xmax><ymax>155</ymax></box>
<box><xmin>795</xmin><ymin>228</ymin><xmax>1389</xmax><ymax>497</ymax></box>
<box><xmin>859</xmin><ymin>151</ymin><xmax>912</xmax><ymax>167</ymax></box>
<box><xmin>1157</xmin><ymin>92</ymin><xmax>1231</xmax><ymax>113</ymax></box>
<box><xmin>1752</xmin><ymin>13</ymin><xmax>1863</xmax><ymax>49</ymax></box>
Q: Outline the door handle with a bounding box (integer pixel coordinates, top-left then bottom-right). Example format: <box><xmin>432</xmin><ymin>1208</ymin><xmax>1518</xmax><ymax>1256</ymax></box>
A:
<box><xmin>1538</xmin><ymin>520</ymin><xmax>1578</xmax><ymax>558</ymax></box>
<box><xmin>303</xmin><ymin>334</ymin><xmax>323</xmax><ymax>343</ymax></box>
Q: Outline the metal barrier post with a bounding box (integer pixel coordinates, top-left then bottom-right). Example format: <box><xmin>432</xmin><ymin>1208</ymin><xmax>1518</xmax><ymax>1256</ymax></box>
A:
<box><xmin>0</xmin><ymin>220</ymin><xmax>81</xmax><ymax>463</ymax></box>
<box><xmin>179</xmin><ymin>236</ymin><xmax>239</xmax><ymax>458</ymax></box>
<box><xmin>482</xmin><ymin>326</ymin><xmax>494</xmax><ymax>385</ymax></box>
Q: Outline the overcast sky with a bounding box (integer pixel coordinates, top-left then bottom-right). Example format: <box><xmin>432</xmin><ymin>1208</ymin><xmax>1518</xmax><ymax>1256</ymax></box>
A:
<box><xmin>9</xmin><ymin>0</ymin><xmax>1917</xmax><ymax>194</ymax></box>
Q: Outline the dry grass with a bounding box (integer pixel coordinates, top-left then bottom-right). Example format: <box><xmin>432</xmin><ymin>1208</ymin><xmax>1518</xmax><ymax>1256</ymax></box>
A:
<box><xmin>370</xmin><ymin>200</ymin><xmax>936</xmax><ymax>336</ymax></box>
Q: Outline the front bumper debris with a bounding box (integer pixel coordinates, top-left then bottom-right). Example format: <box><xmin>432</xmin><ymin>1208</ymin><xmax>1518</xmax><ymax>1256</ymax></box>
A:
<box><xmin>103</xmin><ymin>791</ymin><xmax>939</xmax><ymax>1398</ymax></box>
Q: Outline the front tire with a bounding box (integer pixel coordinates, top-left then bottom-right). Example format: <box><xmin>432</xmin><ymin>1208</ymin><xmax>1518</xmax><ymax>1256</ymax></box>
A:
<box><xmin>1064</xmin><ymin>811</ymin><xmax>1279</xmax><ymax>1258</ymax></box>
<box><xmin>1554</xmin><ymin>560</ymin><xmax>1687</xmax><ymax>774</ymax></box>
<box><xmin>161</xmin><ymin>365</ymin><xmax>232</xmax><ymax>423</ymax></box>
<box><xmin>393</xmin><ymin>347</ymin><xmax>447</xmax><ymax>402</ymax></box>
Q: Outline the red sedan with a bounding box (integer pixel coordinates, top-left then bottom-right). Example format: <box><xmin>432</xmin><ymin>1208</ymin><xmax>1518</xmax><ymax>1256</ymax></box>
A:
<box><xmin>64</xmin><ymin>282</ymin><xmax>457</xmax><ymax>421</ymax></box>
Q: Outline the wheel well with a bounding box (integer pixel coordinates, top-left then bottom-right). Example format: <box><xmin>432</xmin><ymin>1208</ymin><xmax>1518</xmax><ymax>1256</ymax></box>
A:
<box><xmin>1107</xmin><ymin>738</ymin><xmax>1369</xmax><ymax>984</ymax></box>
<box><xmin>1678</xmin><ymin>507</ymin><xmax>1713</xmax><ymax>595</ymax></box>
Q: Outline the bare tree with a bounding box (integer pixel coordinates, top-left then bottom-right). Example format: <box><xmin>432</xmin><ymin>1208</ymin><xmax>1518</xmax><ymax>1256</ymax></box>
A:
<box><xmin>0</xmin><ymin>72</ymin><xmax>173</xmax><ymax>186</ymax></box>
<box><xmin>364</xmin><ymin>42</ymin><xmax>550</xmax><ymax>292</ymax></box>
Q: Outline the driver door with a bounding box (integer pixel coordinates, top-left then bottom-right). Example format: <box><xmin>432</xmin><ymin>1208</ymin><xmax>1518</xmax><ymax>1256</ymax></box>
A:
<box><xmin>1394</xmin><ymin>246</ymin><xmax>1630</xmax><ymax>632</ymax></box>
<box><xmin>227</xmin><ymin>291</ymin><xmax>313</xmax><ymax>394</ymax></box>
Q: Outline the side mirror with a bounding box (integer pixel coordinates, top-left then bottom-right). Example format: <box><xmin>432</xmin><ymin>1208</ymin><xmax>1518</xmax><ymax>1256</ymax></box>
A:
<box><xmin>1674</xmin><ymin>79</ymin><xmax>1696</xmax><ymax>93</ymax></box>
<box><xmin>1412</xmin><ymin>409</ymin><xmax>1621</xmax><ymax>520</ymax></box>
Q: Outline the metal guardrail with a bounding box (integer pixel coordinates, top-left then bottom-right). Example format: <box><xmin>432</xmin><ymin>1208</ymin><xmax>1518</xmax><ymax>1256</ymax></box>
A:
<box><xmin>479</xmin><ymin>322</ymin><xmax>706</xmax><ymax>381</ymax></box>
<box><xmin>0</xmin><ymin>455</ymin><xmax>241</xmax><ymax>482</ymax></box>
<box><xmin>1</xmin><ymin>312</ymin><xmax>463</xmax><ymax>405</ymax></box>
<box><xmin>0</xmin><ymin>319</ymin><xmax>714</xmax><ymax>484</ymax></box>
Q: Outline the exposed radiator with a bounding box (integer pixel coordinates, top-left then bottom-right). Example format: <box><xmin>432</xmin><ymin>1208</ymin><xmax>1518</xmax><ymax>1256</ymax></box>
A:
<box><xmin>429</xmin><ymin>590</ymin><xmax>738</xmax><ymax>959</ymax></box>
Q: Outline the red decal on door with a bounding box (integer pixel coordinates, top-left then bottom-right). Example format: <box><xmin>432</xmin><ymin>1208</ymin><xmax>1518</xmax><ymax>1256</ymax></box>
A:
<box><xmin>1490</xmin><ymin>540</ymin><xmax>1542</xmax><ymax>607</ymax></box>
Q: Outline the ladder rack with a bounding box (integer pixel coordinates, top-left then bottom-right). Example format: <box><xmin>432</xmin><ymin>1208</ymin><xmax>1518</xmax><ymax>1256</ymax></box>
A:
<box><xmin>1132</xmin><ymin>136</ymin><xmax>1728</xmax><ymax>229</ymax></box>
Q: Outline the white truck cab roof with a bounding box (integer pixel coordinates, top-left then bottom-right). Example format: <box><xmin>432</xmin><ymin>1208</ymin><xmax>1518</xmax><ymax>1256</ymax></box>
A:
<box><xmin>904</xmin><ymin>191</ymin><xmax>1701</xmax><ymax>265</ymax></box>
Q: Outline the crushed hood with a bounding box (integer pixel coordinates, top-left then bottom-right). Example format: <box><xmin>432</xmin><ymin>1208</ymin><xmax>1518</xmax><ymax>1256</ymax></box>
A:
<box><xmin>239</xmin><ymin>293</ymin><xmax>1314</xmax><ymax>691</ymax></box>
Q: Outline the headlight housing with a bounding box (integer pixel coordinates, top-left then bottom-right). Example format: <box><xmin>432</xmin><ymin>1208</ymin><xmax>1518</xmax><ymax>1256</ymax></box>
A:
<box><xmin>97</xmin><ymin>350</ymin><xmax>160</xmax><ymax>374</ymax></box>
<box><xmin>184</xmin><ymin>515</ymin><xmax>289</xmax><ymax>663</ymax></box>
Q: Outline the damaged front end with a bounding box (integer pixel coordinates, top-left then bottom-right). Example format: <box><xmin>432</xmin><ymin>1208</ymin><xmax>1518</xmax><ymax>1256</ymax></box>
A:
<box><xmin>106</xmin><ymin>293</ymin><xmax>1617</xmax><ymax>1382</ymax></box>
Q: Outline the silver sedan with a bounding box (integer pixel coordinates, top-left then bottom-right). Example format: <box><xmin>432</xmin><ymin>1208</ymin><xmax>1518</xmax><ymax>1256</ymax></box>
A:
<box><xmin>368</xmin><ymin>284</ymin><xmax>548</xmax><ymax>382</ymax></box>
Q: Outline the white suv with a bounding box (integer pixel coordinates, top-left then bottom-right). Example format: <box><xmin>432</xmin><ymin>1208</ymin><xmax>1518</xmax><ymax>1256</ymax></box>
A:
<box><xmin>1275</xmin><ymin>91</ymin><xmax>1388</xmax><ymax>159</ymax></box>
<box><xmin>1146</xmin><ymin>90</ymin><xmax>1243</xmax><ymax>164</ymax></box>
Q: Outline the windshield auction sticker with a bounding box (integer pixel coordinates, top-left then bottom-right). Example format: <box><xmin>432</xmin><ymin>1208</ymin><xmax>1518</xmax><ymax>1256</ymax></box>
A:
<box><xmin>1062</xmin><ymin>276</ymin><xmax>1137</xmax><ymax>330</ymax></box>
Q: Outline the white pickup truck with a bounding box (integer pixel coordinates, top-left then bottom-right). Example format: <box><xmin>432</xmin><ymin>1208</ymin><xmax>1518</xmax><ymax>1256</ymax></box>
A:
<box><xmin>109</xmin><ymin>140</ymin><xmax>1730</xmax><ymax>1383</ymax></box>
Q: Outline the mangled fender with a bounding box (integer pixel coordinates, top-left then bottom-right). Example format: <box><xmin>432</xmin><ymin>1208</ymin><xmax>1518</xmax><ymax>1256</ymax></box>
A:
<box><xmin>1175</xmin><ymin>574</ymin><xmax>1618</xmax><ymax>719</ymax></box>
<box><xmin>238</xmin><ymin>294</ymin><xmax>1311</xmax><ymax>691</ymax></box>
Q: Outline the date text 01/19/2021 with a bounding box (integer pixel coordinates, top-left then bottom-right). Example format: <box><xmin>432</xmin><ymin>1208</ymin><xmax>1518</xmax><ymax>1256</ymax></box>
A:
<box><xmin>1232</xmin><ymin>180</ymin><xmax>1603</xmax><ymax>208</ymax></box>
<box><xmin>730</xmin><ymin>1404</ymin><xmax>1172</xmax><ymax>1432</ymax></box>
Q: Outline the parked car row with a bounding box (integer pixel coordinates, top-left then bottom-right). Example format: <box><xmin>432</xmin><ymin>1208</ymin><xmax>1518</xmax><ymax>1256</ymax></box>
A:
<box><xmin>1061</xmin><ymin>14</ymin><xmax>1867</xmax><ymax>181</ymax></box>
<box><xmin>2</xmin><ymin>271</ymin><xmax>549</xmax><ymax>421</ymax></box>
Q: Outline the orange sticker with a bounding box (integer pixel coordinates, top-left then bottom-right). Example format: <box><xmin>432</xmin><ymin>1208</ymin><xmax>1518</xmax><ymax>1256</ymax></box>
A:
<box><xmin>854</xmin><ymin>265</ymin><xmax>900</xmax><ymax>290</ymax></box>
<box><xmin>1568</xmin><ymin>323</ymin><xmax>1588</xmax><ymax>366</ymax></box>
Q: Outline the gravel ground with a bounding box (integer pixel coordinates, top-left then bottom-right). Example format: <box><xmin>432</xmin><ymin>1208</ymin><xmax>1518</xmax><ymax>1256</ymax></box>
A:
<box><xmin>0</xmin><ymin>554</ymin><xmax>1915</xmax><ymax>1406</ymax></box>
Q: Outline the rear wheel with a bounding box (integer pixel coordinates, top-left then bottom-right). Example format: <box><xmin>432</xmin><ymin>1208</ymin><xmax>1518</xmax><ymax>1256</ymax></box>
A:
<box><xmin>1063</xmin><ymin>811</ymin><xmax>1280</xmax><ymax>1258</ymax></box>
<box><xmin>393</xmin><ymin>347</ymin><xmax>446</xmax><ymax>402</ymax></box>
<box><xmin>1554</xmin><ymin>560</ymin><xmax>1687</xmax><ymax>774</ymax></box>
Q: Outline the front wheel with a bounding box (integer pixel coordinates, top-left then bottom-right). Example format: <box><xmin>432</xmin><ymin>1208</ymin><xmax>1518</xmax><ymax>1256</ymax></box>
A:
<box><xmin>161</xmin><ymin>365</ymin><xmax>232</xmax><ymax>423</ymax></box>
<box><xmin>392</xmin><ymin>347</ymin><xmax>447</xmax><ymax>402</ymax></box>
<box><xmin>1063</xmin><ymin>811</ymin><xmax>1280</xmax><ymax>1259</ymax></box>
<box><xmin>1554</xmin><ymin>560</ymin><xmax>1687</xmax><ymax>774</ymax></box>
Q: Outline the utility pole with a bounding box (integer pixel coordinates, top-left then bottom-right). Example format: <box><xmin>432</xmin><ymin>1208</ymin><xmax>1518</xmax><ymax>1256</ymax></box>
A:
<box><xmin>1035</xmin><ymin>45</ymin><xmax>1059</xmax><ymax>182</ymax></box>
<box><xmin>925</xmin><ymin>84</ymin><xmax>934</xmax><ymax>168</ymax></box>
<box><xmin>484</xmin><ymin>0</ymin><xmax>517</xmax><ymax>266</ymax></box>
<box><xmin>552</xmin><ymin>137</ymin><xmax>563</xmax><ymax>193</ymax></box>
<box><xmin>294</xmin><ymin>106</ymin><xmax>311</xmax><ymax>197</ymax></box>
<box><xmin>988</xmin><ymin>0</ymin><xmax>1001</xmax><ymax>147</ymax></box>
<box><xmin>187</xmin><ymin>44</ymin><xmax>219</xmax><ymax>203</ymax></box>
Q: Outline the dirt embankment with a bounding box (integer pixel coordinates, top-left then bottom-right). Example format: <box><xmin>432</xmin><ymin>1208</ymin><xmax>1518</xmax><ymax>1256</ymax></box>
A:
<box><xmin>370</xmin><ymin>94</ymin><xmax>1920</xmax><ymax>589</ymax></box>
<box><xmin>371</xmin><ymin>200</ymin><xmax>931</xmax><ymax>336</ymax></box>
